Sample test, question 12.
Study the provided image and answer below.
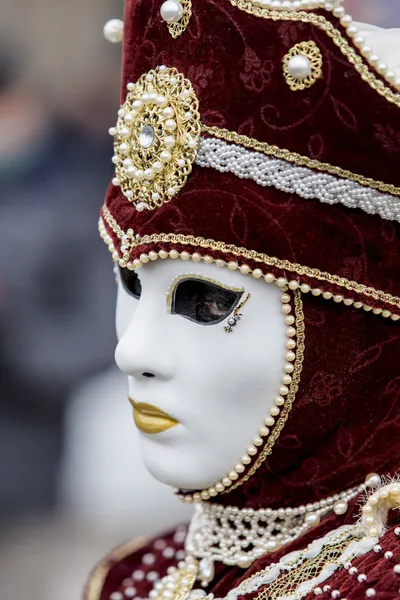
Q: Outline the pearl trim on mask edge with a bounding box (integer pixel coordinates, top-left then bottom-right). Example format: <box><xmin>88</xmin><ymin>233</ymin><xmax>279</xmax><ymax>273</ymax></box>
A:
<box><xmin>98</xmin><ymin>216</ymin><xmax>400</xmax><ymax>323</ymax></box>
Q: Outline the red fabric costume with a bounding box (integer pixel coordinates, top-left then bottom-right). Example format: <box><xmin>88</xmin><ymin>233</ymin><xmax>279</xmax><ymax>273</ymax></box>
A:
<box><xmin>88</xmin><ymin>1</ymin><xmax>400</xmax><ymax>598</ymax></box>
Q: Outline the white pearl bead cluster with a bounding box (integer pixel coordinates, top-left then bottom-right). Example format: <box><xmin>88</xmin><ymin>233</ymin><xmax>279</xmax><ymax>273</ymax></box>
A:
<box><xmin>361</xmin><ymin>479</ymin><xmax>400</xmax><ymax>538</ymax></box>
<box><xmin>99</xmin><ymin>215</ymin><xmax>400</xmax><ymax>324</ymax></box>
<box><xmin>331</xmin><ymin>6</ymin><xmax>400</xmax><ymax>91</ymax></box>
<box><xmin>185</xmin><ymin>481</ymin><xmax>367</xmax><ymax>572</ymax></box>
<box><xmin>103</xmin><ymin>19</ymin><xmax>124</xmax><ymax>43</ymax></box>
<box><xmin>196</xmin><ymin>137</ymin><xmax>400</xmax><ymax>223</ymax></box>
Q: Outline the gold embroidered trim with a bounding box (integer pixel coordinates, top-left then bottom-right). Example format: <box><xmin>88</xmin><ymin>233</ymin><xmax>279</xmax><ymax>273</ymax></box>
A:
<box><xmin>84</xmin><ymin>538</ymin><xmax>146</xmax><ymax>600</ymax></box>
<box><xmin>283</xmin><ymin>40</ymin><xmax>323</xmax><ymax>91</ymax></box>
<box><xmin>201</xmin><ymin>125</ymin><xmax>400</xmax><ymax>197</ymax></box>
<box><xmin>226</xmin><ymin>288</ymin><xmax>305</xmax><ymax>492</ymax></box>
<box><xmin>129</xmin><ymin>232</ymin><xmax>400</xmax><ymax>310</ymax></box>
<box><xmin>103</xmin><ymin>205</ymin><xmax>126</xmax><ymax>239</ymax></box>
<box><xmin>100</xmin><ymin>207</ymin><xmax>400</xmax><ymax>310</ymax></box>
<box><xmin>227</xmin><ymin>3</ymin><xmax>400</xmax><ymax>107</ymax></box>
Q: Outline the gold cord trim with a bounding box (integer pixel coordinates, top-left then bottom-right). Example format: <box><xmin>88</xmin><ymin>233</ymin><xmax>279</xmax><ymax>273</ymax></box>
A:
<box><xmin>227</xmin><ymin>3</ymin><xmax>400</xmax><ymax>107</ymax></box>
<box><xmin>201</xmin><ymin>125</ymin><xmax>400</xmax><ymax>197</ymax></box>
<box><xmin>84</xmin><ymin>538</ymin><xmax>146</xmax><ymax>600</ymax></box>
<box><xmin>100</xmin><ymin>208</ymin><xmax>400</xmax><ymax>310</ymax></box>
<box><xmin>226</xmin><ymin>288</ymin><xmax>305</xmax><ymax>492</ymax></box>
<box><xmin>132</xmin><ymin>232</ymin><xmax>400</xmax><ymax>310</ymax></box>
<box><xmin>103</xmin><ymin>205</ymin><xmax>126</xmax><ymax>239</ymax></box>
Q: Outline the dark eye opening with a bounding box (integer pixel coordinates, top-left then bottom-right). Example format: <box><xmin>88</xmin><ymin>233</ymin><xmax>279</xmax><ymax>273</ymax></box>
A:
<box><xmin>119</xmin><ymin>266</ymin><xmax>142</xmax><ymax>299</ymax></box>
<box><xmin>171</xmin><ymin>278</ymin><xmax>243</xmax><ymax>325</ymax></box>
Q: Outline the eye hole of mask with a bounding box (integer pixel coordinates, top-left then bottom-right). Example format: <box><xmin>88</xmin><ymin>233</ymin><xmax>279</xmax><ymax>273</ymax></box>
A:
<box><xmin>119</xmin><ymin>267</ymin><xmax>142</xmax><ymax>299</ymax></box>
<box><xmin>171</xmin><ymin>278</ymin><xmax>243</xmax><ymax>325</ymax></box>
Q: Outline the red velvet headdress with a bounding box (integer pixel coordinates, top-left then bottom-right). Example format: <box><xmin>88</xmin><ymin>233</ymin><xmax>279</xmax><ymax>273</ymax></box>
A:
<box><xmin>99</xmin><ymin>0</ymin><xmax>400</xmax><ymax>509</ymax></box>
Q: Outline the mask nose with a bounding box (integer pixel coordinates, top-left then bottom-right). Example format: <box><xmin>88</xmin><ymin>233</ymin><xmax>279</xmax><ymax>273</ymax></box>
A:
<box><xmin>114</xmin><ymin>304</ymin><xmax>175</xmax><ymax>381</ymax></box>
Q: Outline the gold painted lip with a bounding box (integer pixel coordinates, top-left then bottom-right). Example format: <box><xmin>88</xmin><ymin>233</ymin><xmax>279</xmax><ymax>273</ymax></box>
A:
<box><xmin>129</xmin><ymin>398</ymin><xmax>179</xmax><ymax>435</ymax></box>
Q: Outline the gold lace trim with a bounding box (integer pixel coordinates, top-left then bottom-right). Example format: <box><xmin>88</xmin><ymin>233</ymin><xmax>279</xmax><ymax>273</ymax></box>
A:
<box><xmin>227</xmin><ymin>2</ymin><xmax>400</xmax><ymax>107</ymax></box>
<box><xmin>84</xmin><ymin>538</ymin><xmax>146</xmax><ymax>600</ymax></box>
<box><xmin>201</xmin><ymin>126</ymin><xmax>400</xmax><ymax>197</ymax></box>
<box><xmin>227</xmin><ymin>288</ymin><xmax>305</xmax><ymax>492</ymax></box>
<box><xmin>255</xmin><ymin>535</ymin><xmax>357</xmax><ymax>600</ymax></box>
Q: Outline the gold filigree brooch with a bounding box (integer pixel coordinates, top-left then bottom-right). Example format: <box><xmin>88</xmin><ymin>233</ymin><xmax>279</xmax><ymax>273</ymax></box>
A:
<box><xmin>109</xmin><ymin>66</ymin><xmax>201</xmax><ymax>212</ymax></box>
<box><xmin>283</xmin><ymin>41</ymin><xmax>323</xmax><ymax>91</ymax></box>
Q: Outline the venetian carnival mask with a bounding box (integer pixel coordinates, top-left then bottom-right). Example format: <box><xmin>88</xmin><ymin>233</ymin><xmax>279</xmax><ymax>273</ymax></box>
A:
<box><xmin>115</xmin><ymin>258</ymin><xmax>288</xmax><ymax>490</ymax></box>
<box><xmin>99</xmin><ymin>0</ymin><xmax>400</xmax><ymax>511</ymax></box>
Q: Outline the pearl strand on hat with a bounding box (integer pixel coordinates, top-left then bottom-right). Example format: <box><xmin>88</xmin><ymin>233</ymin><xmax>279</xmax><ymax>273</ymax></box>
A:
<box><xmin>196</xmin><ymin>137</ymin><xmax>400</xmax><ymax>224</ymax></box>
<box><xmin>331</xmin><ymin>6</ymin><xmax>400</xmax><ymax>91</ymax></box>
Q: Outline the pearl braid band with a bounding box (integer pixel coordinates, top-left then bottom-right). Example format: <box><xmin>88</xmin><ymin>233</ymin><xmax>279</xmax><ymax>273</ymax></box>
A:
<box><xmin>184</xmin><ymin>474</ymin><xmax>383</xmax><ymax>580</ymax></box>
<box><xmin>196</xmin><ymin>137</ymin><xmax>400</xmax><ymax>223</ymax></box>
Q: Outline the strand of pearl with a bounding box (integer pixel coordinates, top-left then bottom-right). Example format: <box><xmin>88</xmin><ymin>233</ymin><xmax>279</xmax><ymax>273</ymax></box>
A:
<box><xmin>196</xmin><ymin>137</ymin><xmax>400</xmax><ymax>223</ymax></box>
<box><xmin>185</xmin><ymin>474</ymin><xmax>381</xmax><ymax>572</ymax></box>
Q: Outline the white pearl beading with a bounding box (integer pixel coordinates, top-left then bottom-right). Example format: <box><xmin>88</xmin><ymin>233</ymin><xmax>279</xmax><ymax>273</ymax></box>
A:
<box><xmin>196</xmin><ymin>137</ymin><xmax>400</xmax><ymax>223</ymax></box>
<box><xmin>331</xmin><ymin>6</ymin><xmax>400</xmax><ymax>91</ymax></box>
<box><xmin>99</xmin><ymin>218</ymin><xmax>400</xmax><ymax>323</ymax></box>
<box><xmin>185</xmin><ymin>481</ymin><xmax>367</xmax><ymax>575</ymax></box>
<box><xmin>99</xmin><ymin>219</ymin><xmax>400</xmax><ymax>325</ymax></box>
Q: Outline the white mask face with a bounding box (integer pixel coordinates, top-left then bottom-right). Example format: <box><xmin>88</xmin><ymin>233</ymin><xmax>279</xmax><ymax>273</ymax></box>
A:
<box><xmin>115</xmin><ymin>259</ymin><xmax>287</xmax><ymax>490</ymax></box>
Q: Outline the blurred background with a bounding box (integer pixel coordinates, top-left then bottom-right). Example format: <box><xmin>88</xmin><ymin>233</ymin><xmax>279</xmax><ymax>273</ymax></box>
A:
<box><xmin>0</xmin><ymin>0</ymin><xmax>399</xmax><ymax>598</ymax></box>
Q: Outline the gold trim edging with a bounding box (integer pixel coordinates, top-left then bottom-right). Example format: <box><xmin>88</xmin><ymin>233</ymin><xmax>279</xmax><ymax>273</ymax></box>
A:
<box><xmin>85</xmin><ymin>537</ymin><xmax>146</xmax><ymax>600</ymax></box>
<box><xmin>227</xmin><ymin>3</ymin><xmax>400</xmax><ymax>108</ymax></box>
<box><xmin>131</xmin><ymin>232</ymin><xmax>400</xmax><ymax>310</ymax></box>
<box><xmin>100</xmin><ymin>207</ymin><xmax>400</xmax><ymax>311</ymax></box>
<box><xmin>202</xmin><ymin>126</ymin><xmax>400</xmax><ymax>197</ymax></box>
<box><xmin>226</xmin><ymin>288</ymin><xmax>305</xmax><ymax>493</ymax></box>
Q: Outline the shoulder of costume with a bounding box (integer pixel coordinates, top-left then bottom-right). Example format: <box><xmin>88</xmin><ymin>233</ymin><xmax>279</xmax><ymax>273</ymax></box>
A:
<box><xmin>83</xmin><ymin>526</ymin><xmax>188</xmax><ymax>600</ymax></box>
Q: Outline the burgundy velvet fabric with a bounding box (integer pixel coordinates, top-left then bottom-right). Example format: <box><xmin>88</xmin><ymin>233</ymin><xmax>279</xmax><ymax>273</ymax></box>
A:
<box><xmin>89</xmin><ymin>514</ymin><xmax>400</xmax><ymax>600</ymax></box>
<box><xmin>121</xmin><ymin>1</ymin><xmax>400</xmax><ymax>186</ymax></box>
